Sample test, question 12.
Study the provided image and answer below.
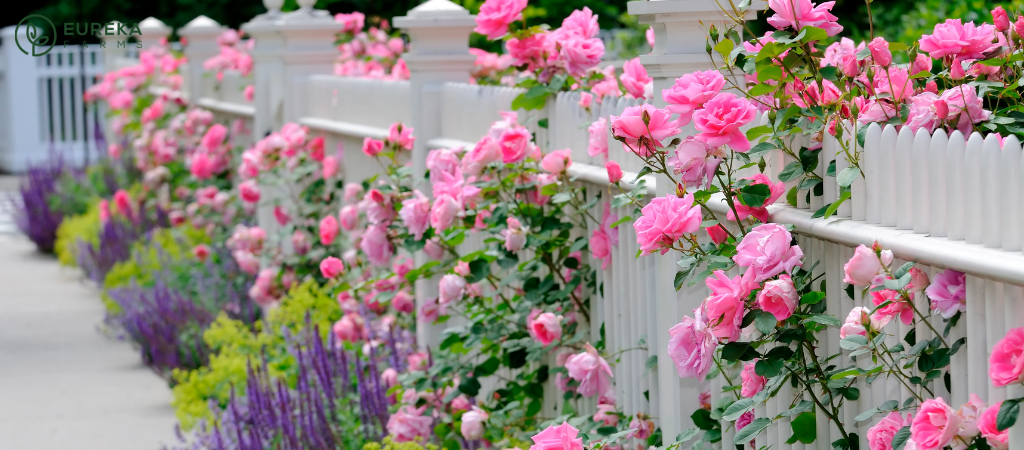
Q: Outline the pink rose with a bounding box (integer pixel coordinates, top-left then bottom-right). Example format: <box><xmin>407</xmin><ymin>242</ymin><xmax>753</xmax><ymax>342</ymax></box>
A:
<box><xmin>736</xmin><ymin>411</ymin><xmax>754</xmax><ymax>431</ymax></box>
<box><xmin>319</xmin><ymin>215</ymin><xmax>339</xmax><ymax>246</ymax></box>
<box><xmin>450</xmin><ymin>395</ymin><xmax>471</xmax><ymax>412</ymax></box>
<box><xmin>868</xmin><ymin>37</ymin><xmax>892</xmax><ymax>66</ymax></box>
<box><xmin>541</xmin><ymin>149</ymin><xmax>572</xmax><ymax>174</ymax></box>
<box><xmin>840</xmin><ymin>307</ymin><xmax>871</xmax><ymax>340</ymax></box>
<box><xmin>578</xmin><ymin>92</ymin><xmax>593</xmax><ymax>109</ymax></box>
<box><xmin>605</xmin><ymin>161</ymin><xmax>623</xmax><ymax>184</ymax></box>
<box><xmin>628</xmin><ymin>415</ymin><xmax>655</xmax><ymax>439</ymax></box>
<box><xmin>387</xmin><ymin>405</ymin><xmax>433</xmax><ymax>442</ymax></box>
<box><xmin>740</xmin><ymin>361</ymin><xmax>767</xmax><ymax>397</ymax></box>
<box><xmin>344</xmin><ymin>183</ymin><xmax>364</xmax><ymax>204</ymax></box>
<box><xmin>990</xmin><ymin>327</ymin><xmax>1024</xmax><ymax>386</ymax></box>
<box><xmin>243</xmin><ymin>84</ymin><xmax>254</xmax><ymax>102</ymax></box>
<box><xmin>633</xmin><ymin>193</ymin><xmax>701</xmax><ymax>255</ymax></box>
<box><xmin>957</xmin><ymin>393</ymin><xmax>988</xmax><ymax>439</ymax></box>
<box><xmin>474</xmin><ymin>0</ymin><xmax>528</xmax><ymax>40</ymax></box>
<box><xmin>940</xmin><ymin>84</ymin><xmax>992</xmax><ymax>134</ymax></box>
<box><xmin>619</xmin><ymin>58</ymin><xmax>652</xmax><ymax>99</ymax></box>
<box><xmin>461</xmin><ymin>406</ymin><xmax>489</xmax><ymax>440</ymax></box>
<box><xmin>192</xmin><ymin>244</ymin><xmax>211</xmax><ymax>262</ymax></box>
<box><xmin>387</xmin><ymin>123</ymin><xmax>415</xmax><ymax>150</ymax></box>
<box><xmin>190</xmin><ymin>152</ymin><xmax>214</xmax><ymax>180</ymax></box>
<box><xmin>593</xmin><ymin>403</ymin><xmax>618</xmax><ymax>426</ymax></box>
<box><xmin>988</xmin><ymin>6</ymin><xmax>1008</xmax><ymax>31</ymax></box>
<box><xmin>610</xmin><ymin>104</ymin><xmax>680</xmax><ymax>157</ymax></box>
<box><xmin>592</xmin><ymin>229</ymin><xmax>611</xmax><ymax>270</ymax></box>
<box><xmin>360</xmin><ymin>224</ymin><xmax>393</xmax><ymax>267</ymax></box>
<box><xmin>560</xmin><ymin>7</ymin><xmax>599</xmax><ymax>39</ymax></box>
<box><xmin>463</xmin><ymin>135</ymin><xmax>501</xmax><ymax>175</ymax></box>
<box><xmin>667</xmin><ymin>138</ymin><xmax>717</xmax><ymax>188</ymax></box>
<box><xmin>702</xmin><ymin>270</ymin><xmax>749</xmax><ymax>342</ymax></box>
<box><xmin>529</xmin><ymin>422</ymin><xmax>584</xmax><ymax>450</ymax></box>
<box><xmin>430</xmin><ymin>194</ymin><xmax>461</xmax><ymax>232</ymax></box>
<box><xmin>319</xmin><ymin>256</ymin><xmax>344</xmax><ymax>278</ymax></box>
<box><xmin>662</xmin><ymin>70</ymin><xmax>726</xmax><ymax>126</ymax></box>
<box><xmin>559</xmin><ymin>37</ymin><xmax>605</xmax><ymax>77</ymax></box>
<box><xmin>843</xmin><ymin>244</ymin><xmax>893</xmax><ymax>286</ymax></box>
<box><xmin>867</xmin><ymin>411</ymin><xmax>911</xmax><ymax>450</ymax></box>
<box><xmin>646</xmin><ymin>27</ymin><xmax>655</xmax><ymax>48</ymax></box>
<box><xmin>238</xmin><ymin>180</ymin><xmax>260</xmax><ymax>203</ymax></box>
<box><xmin>758</xmin><ymin>275</ymin><xmax>798</xmax><ymax>321</ymax></box>
<box><xmin>919</xmin><ymin>19</ymin><xmax>999</xmax><ymax>60</ymax></box>
<box><xmin>393</xmin><ymin>290</ymin><xmax>415</xmax><ymax>314</ymax></box>
<box><xmin>427</xmin><ymin>148</ymin><xmax>462</xmax><ymax>184</ymax></box>
<box><xmin>693</xmin><ymin>92</ymin><xmax>757</xmax><ymax>152</ymax></box>
<box><xmin>502</xmin><ymin>217</ymin><xmax>527</xmax><ymax>252</ymax></box>
<box><xmin>667</xmin><ymin>312</ymin><xmax>717</xmax><ymax>379</ymax></box>
<box><xmin>322</xmin><ymin>155</ymin><xmax>339</xmax><ymax>178</ymax></box>
<box><xmin>564</xmin><ymin>343</ymin><xmax>613</xmax><ymax>397</ymax></box>
<box><xmin>499</xmin><ymin>126</ymin><xmax>532</xmax><ymax>164</ymax></box>
<box><xmin>870</xmin><ymin>289</ymin><xmax>913</xmax><ymax>327</ymax></box>
<box><xmin>979</xmin><ymin>403</ymin><xmax>1009</xmax><ymax>450</ymax></box>
<box><xmin>587</xmin><ymin>118</ymin><xmax>608</xmax><ymax>158</ymax></box>
<box><xmin>407</xmin><ymin>352</ymin><xmax>429</xmax><ymax>371</ymax></box>
<box><xmin>400</xmin><ymin>190</ymin><xmax>431</xmax><ymax>240</ymax></box>
<box><xmin>381</xmin><ymin>367</ymin><xmax>398</xmax><ymax>388</ymax></box>
<box><xmin>438</xmin><ymin>274</ymin><xmax>466</xmax><ymax>305</ymax></box>
<box><xmin>332</xmin><ymin>314</ymin><xmax>366</xmax><ymax>342</ymax></box>
<box><xmin>529</xmin><ymin>312</ymin><xmax>563</xmax><ymax>345</ymax></box>
<box><xmin>339</xmin><ymin>204</ymin><xmax>360</xmax><ymax>231</ymax></box>
<box><xmin>766</xmin><ymin>0</ymin><xmax>843</xmax><ymax>36</ymax></box>
<box><xmin>424</xmin><ymin>238</ymin><xmax>445</xmax><ymax>260</ymax></box>
<box><xmin>507</xmin><ymin>33</ymin><xmax>553</xmax><ymax>70</ymax></box>
<box><xmin>925</xmin><ymin>269</ymin><xmax>966</xmax><ymax>318</ymax></box>
<box><xmin>913</xmin><ymin>54</ymin><xmax>933</xmax><ymax>75</ymax></box>
<box><xmin>911</xmin><ymin>398</ymin><xmax>962</xmax><ymax>450</ymax></box>
<box><xmin>706</xmin><ymin>224</ymin><xmax>728</xmax><ymax>245</ymax></box>
<box><xmin>733</xmin><ymin>223</ymin><xmax>803</xmax><ymax>282</ymax></box>
<box><xmin>363</xmin><ymin>137</ymin><xmax>384</xmax><ymax>157</ymax></box>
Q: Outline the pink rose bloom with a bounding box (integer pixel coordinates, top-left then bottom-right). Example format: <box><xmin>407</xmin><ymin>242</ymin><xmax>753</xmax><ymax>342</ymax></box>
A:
<box><xmin>107</xmin><ymin>91</ymin><xmax>134</xmax><ymax>110</ymax></box>
<box><xmin>903</xmin><ymin>92</ymin><xmax>943</xmax><ymax>133</ymax></box>
<box><xmin>706</xmin><ymin>224</ymin><xmax>728</xmax><ymax>244</ymax></box>
<box><xmin>201</xmin><ymin>124</ymin><xmax>227</xmax><ymax>150</ymax></box>
<box><xmin>386</xmin><ymin>123</ymin><xmax>415</xmax><ymax>150</ymax></box>
<box><xmin>868</xmin><ymin>37</ymin><xmax>892</xmax><ymax>66</ymax></box>
<box><xmin>925</xmin><ymin>269</ymin><xmax>966</xmax><ymax>318</ymax></box>
<box><xmin>381</xmin><ymin>367</ymin><xmax>398</xmax><ymax>388</ymax></box>
<box><xmin>400</xmin><ymin>190</ymin><xmax>431</xmax><ymax>240</ymax></box>
<box><xmin>461</xmin><ymin>406</ymin><xmax>489</xmax><ymax>440</ymax></box>
<box><xmin>766</xmin><ymin>0</ymin><xmax>843</xmax><ymax>36</ymax></box>
<box><xmin>911</xmin><ymin>398</ymin><xmax>962</xmax><ymax>450</ymax></box>
<box><xmin>619</xmin><ymin>58</ymin><xmax>652</xmax><ymax>99</ymax></box>
<box><xmin>733</xmin><ymin>223</ymin><xmax>803</xmax><ymax>282</ymax></box>
<box><xmin>840</xmin><ymin>307</ymin><xmax>871</xmax><ymax>340</ymax></box>
<box><xmin>564</xmin><ymin>343</ymin><xmax>613</xmax><ymax>397</ymax></box>
<box><xmin>192</xmin><ymin>244</ymin><xmax>211</xmax><ymax>262</ymax></box>
<box><xmin>339</xmin><ymin>204</ymin><xmax>360</xmax><ymax>231</ymax></box>
<box><xmin>578</xmin><ymin>92</ymin><xmax>593</xmax><ymax>109</ymax></box>
<box><xmin>427</xmin><ymin>148</ymin><xmax>462</xmax><ymax>184</ymax></box>
<box><xmin>243</xmin><ymin>84</ymin><xmax>255</xmax><ymax>102</ymax></box>
<box><xmin>529</xmin><ymin>422</ymin><xmax>584</xmax><ymax>450</ymax></box>
<box><xmin>610</xmin><ymin>104</ymin><xmax>680</xmax><ymax>157</ymax></box>
<box><xmin>319</xmin><ymin>256</ymin><xmax>344</xmax><ymax>278</ymax></box>
<box><xmin>363</xmin><ymin>137</ymin><xmax>384</xmax><ymax>157</ymax></box>
<box><xmin>736</xmin><ymin>411</ymin><xmax>754</xmax><ymax>431</ymax></box>
<box><xmin>593</xmin><ymin>404</ymin><xmax>618</xmax><ymax>426</ymax></box>
<box><xmin>560</xmin><ymin>37</ymin><xmax>605</xmax><ymax>77</ymax></box>
<box><xmin>605</xmin><ymin>161</ymin><xmax>623</xmax><ymax>184</ymax></box>
<box><xmin>474</xmin><ymin>0</ymin><xmax>528</xmax><ymax>40</ymax></box>
<box><xmin>628</xmin><ymin>415</ymin><xmax>654</xmax><ymax>439</ymax></box>
<box><xmin>541</xmin><ymin>149</ymin><xmax>572</xmax><ymax>174</ymax></box>
<box><xmin>507</xmin><ymin>32</ymin><xmax>553</xmax><ymax>70</ymax></box>
<box><xmin>727</xmin><ymin>173</ymin><xmax>785</xmax><ymax>223</ymax></box>
<box><xmin>843</xmin><ymin>244</ymin><xmax>893</xmax><ymax>286</ymax></box>
<box><xmin>693</xmin><ymin>92</ymin><xmax>757</xmax><ymax>152</ymax></box>
<box><xmin>333</xmin><ymin>314</ymin><xmax>366</xmax><ymax>342</ymax></box>
<box><xmin>238</xmin><ymin>180</ymin><xmax>261</xmax><ymax>203</ymax></box>
<box><xmin>633</xmin><ymin>193</ymin><xmax>701</xmax><ymax>255</ymax></box>
<box><xmin>979</xmin><ymin>403</ymin><xmax>1009</xmax><ymax>450</ymax></box>
<box><xmin>867</xmin><ymin>411</ymin><xmax>911</xmax><ymax>450</ymax></box>
<box><xmin>667</xmin><ymin>312</ymin><xmax>717</xmax><ymax>379</ymax></box>
<box><xmin>874</xmin><ymin>67</ymin><xmax>913</xmax><ymax>102</ymax></box>
<box><xmin>957</xmin><ymin>393</ymin><xmax>988</xmax><ymax>439</ymax></box>
<box><xmin>702</xmin><ymin>270</ymin><xmax>749</xmax><ymax>342</ymax></box>
<box><xmin>322</xmin><ymin>155</ymin><xmax>339</xmax><ymax>178</ymax></box>
<box><xmin>450</xmin><ymin>395</ymin><xmax>471</xmax><ymax>412</ymax></box>
<box><xmin>820</xmin><ymin>37</ymin><xmax>864</xmax><ymax>68</ymax></box>
<box><xmin>387</xmin><ymin>405</ymin><xmax>433</xmax><ymax>442</ymax></box>
<box><xmin>463</xmin><ymin>136</ymin><xmax>501</xmax><ymax>176</ymax></box>
<box><xmin>344</xmin><ymin>183</ymin><xmax>364</xmax><ymax>205</ymax></box>
<box><xmin>667</xmin><ymin>138</ymin><xmax>716</xmax><ymax>188</ymax></box>
<box><xmin>429</xmin><ymin>194</ymin><xmax>461</xmax><ymax>232</ymax></box>
<box><xmin>740</xmin><ymin>361</ymin><xmax>767</xmax><ymax>397</ymax></box>
<box><xmin>990</xmin><ymin>327</ymin><xmax>1024</xmax><ymax>386</ymax></box>
<box><xmin>360</xmin><ymin>224</ymin><xmax>393</xmax><ymax>267</ymax></box>
<box><xmin>438</xmin><ymin>274</ymin><xmax>466</xmax><ymax>305</ymax></box>
<box><xmin>919</xmin><ymin>19</ymin><xmax>999</xmax><ymax>61</ymax></box>
<box><xmin>529</xmin><ymin>312</ymin><xmax>563</xmax><ymax>345</ymax></box>
<box><xmin>502</xmin><ymin>217</ymin><xmax>527</xmax><ymax>252</ymax></box>
<box><xmin>424</xmin><ymin>238</ymin><xmax>445</xmax><ymax>260</ymax></box>
<box><xmin>560</xmin><ymin>7</ymin><xmax>599</xmax><ymax>39</ymax></box>
<box><xmin>190</xmin><ymin>152</ymin><xmax>214</xmax><ymax>180</ymax></box>
<box><xmin>407</xmin><ymin>351</ymin><xmax>429</xmax><ymax>371</ymax></box>
<box><xmin>592</xmin><ymin>229</ymin><xmax>611</xmax><ymax>270</ymax></box>
<box><xmin>758</xmin><ymin>274</ymin><xmax>799</xmax><ymax>321</ymax></box>
<box><xmin>662</xmin><ymin>70</ymin><xmax>726</xmax><ymax>126</ymax></box>
<box><xmin>393</xmin><ymin>290</ymin><xmax>415</xmax><ymax>314</ymax></box>
<box><xmin>870</xmin><ymin>289</ymin><xmax>913</xmax><ymax>327</ymax></box>
<box><xmin>499</xmin><ymin>126</ymin><xmax>532</xmax><ymax>164</ymax></box>
<box><xmin>587</xmin><ymin>118</ymin><xmax>608</xmax><ymax>158</ymax></box>
<box><xmin>319</xmin><ymin>215</ymin><xmax>339</xmax><ymax>246</ymax></box>
<box><xmin>420</xmin><ymin>297</ymin><xmax>443</xmax><ymax>322</ymax></box>
<box><xmin>940</xmin><ymin>84</ymin><xmax>992</xmax><ymax>134</ymax></box>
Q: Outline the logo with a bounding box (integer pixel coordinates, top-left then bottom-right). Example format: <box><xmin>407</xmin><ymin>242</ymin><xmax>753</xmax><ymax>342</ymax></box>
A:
<box><xmin>16</xmin><ymin>14</ymin><xmax>57</xmax><ymax>56</ymax></box>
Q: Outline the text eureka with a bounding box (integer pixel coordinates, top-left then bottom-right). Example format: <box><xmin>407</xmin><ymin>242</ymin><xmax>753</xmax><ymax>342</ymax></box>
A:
<box><xmin>61</xmin><ymin>22</ymin><xmax>144</xmax><ymax>48</ymax></box>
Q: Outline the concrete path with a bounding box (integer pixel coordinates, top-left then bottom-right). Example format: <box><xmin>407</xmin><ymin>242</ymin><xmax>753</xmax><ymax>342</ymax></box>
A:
<box><xmin>0</xmin><ymin>235</ymin><xmax>179</xmax><ymax>449</ymax></box>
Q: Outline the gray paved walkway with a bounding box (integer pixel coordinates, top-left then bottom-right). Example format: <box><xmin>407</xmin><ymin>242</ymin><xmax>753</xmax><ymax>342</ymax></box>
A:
<box><xmin>0</xmin><ymin>236</ymin><xmax>178</xmax><ymax>449</ymax></box>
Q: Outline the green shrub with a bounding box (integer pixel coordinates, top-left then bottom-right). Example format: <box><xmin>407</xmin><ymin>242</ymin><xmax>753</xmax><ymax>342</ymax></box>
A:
<box><xmin>54</xmin><ymin>204</ymin><xmax>100</xmax><ymax>267</ymax></box>
<box><xmin>363</xmin><ymin>436</ymin><xmax>441</xmax><ymax>450</ymax></box>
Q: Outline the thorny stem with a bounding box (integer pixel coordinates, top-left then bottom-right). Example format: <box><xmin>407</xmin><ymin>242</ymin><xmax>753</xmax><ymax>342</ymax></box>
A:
<box><xmin>878</xmin><ymin>341</ymin><xmax>934</xmax><ymax>399</ymax></box>
<box><xmin>542</xmin><ymin>253</ymin><xmax>591</xmax><ymax>323</ymax></box>
<box><xmin>797</xmin><ymin>341</ymin><xmax>853</xmax><ymax>444</ymax></box>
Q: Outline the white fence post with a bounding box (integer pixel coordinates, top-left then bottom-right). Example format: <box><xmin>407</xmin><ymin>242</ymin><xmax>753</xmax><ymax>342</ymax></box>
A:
<box><xmin>627</xmin><ymin>0</ymin><xmax>765</xmax><ymax>440</ymax></box>
<box><xmin>242</xmin><ymin>9</ymin><xmax>285</xmax><ymax>141</ymax></box>
<box><xmin>0</xmin><ymin>26</ymin><xmax>43</xmax><ymax>172</ymax></box>
<box><xmin>138</xmin><ymin>17</ymin><xmax>172</xmax><ymax>51</ymax></box>
<box><xmin>178</xmin><ymin>16</ymin><xmax>227</xmax><ymax>102</ymax></box>
<box><xmin>394</xmin><ymin>0</ymin><xmax>477</xmax><ymax>349</ymax></box>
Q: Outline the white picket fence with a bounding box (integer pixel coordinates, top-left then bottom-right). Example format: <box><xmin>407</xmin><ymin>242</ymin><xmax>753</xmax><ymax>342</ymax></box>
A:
<box><xmin>110</xmin><ymin>5</ymin><xmax>1024</xmax><ymax>448</ymax></box>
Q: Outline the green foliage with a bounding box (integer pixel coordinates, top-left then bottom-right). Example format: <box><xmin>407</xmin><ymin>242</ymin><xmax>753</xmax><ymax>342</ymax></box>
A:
<box><xmin>54</xmin><ymin>204</ymin><xmax>101</xmax><ymax>267</ymax></box>
<box><xmin>363</xmin><ymin>436</ymin><xmax>440</xmax><ymax>450</ymax></box>
<box><xmin>170</xmin><ymin>280</ymin><xmax>342</xmax><ymax>429</ymax></box>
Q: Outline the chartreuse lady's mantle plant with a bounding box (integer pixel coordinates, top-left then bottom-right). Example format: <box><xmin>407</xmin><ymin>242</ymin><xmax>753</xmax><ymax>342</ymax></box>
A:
<box><xmin>591</xmin><ymin>0</ymin><xmax>1024</xmax><ymax>449</ymax></box>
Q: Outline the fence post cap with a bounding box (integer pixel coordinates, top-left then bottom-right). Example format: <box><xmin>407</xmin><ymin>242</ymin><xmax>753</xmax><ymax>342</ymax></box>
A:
<box><xmin>138</xmin><ymin>17</ymin><xmax>172</xmax><ymax>35</ymax></box>
<box><xmin>394</xmin><ymin>0</ymin><xmax>476</xmax><ymax>28</ymax></box>
<box><xmin>180</xmin><ymin>15</ymin><xmax>225</xmax><ymax>33</ymax></box>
